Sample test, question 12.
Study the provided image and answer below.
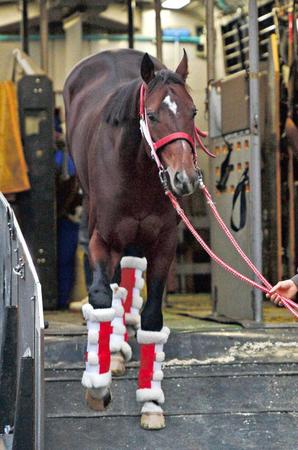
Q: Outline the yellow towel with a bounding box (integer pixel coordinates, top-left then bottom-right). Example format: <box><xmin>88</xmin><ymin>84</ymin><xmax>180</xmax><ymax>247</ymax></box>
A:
<box><xmin>0</xmin><ymin>81</ymin><xmax>30</xmax><ymax>194</ymax></box>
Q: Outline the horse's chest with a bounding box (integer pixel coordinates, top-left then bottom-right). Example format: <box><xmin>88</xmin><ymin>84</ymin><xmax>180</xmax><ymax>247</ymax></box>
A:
<box><xmin>109</xmin><ymin>214</ymin><xmax>168</xmax><ymax>250</ymax></box>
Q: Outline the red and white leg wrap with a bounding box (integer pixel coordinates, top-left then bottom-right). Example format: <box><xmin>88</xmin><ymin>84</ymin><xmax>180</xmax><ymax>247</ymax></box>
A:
<box><xmin>109</xmin><ymin>284</ymin><xmax>132</xmax><ymax>361</ymax></box>
<box><xmin>120</xmin><ymin>257</ymin><xmax>147</xmax><ymax>332</ymax></box>
<box><xmin>136</xmin><ymin>327</ymin><xmax>170</xmax><ymax>406</ymax></box>
<box><xmin>81</xmin><ymin>304</ymin><xmax>115</xmax><ymax>389</ymax></box>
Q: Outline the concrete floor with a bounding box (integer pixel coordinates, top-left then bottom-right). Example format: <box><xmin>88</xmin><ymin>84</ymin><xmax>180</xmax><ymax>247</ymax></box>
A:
<box><xmin>44</xmin><ymin>293</ymin><xmax>297</xmax><ymax>333</ymax></box>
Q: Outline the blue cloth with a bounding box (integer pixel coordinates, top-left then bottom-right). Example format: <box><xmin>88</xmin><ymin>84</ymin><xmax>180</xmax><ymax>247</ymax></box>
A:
<box><xmin>54</xmin><ymin>150</ymin><xmax>76</xmax><ymax>177</ymax></box>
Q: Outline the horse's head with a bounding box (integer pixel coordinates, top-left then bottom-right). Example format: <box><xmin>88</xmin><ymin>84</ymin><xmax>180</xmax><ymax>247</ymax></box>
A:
<box><xmin>140</xmin><ymin>51</ymin><xmax>200</xmax><ymax>196</ymax></box>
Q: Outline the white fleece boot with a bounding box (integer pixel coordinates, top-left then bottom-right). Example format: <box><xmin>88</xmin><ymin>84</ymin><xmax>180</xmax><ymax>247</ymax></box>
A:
<box><xmin>136</xmin><ymin>327</ymin><xmax>170</xmax><ymax>429</ymax></box>
<box><xmin>120</xmin><ymin>256</ymin><xmax>147</xmax><ymax>337</ymax></box>
<box><xmin>109</xmin><ymin>283</ymin><xmax>132</xmax><ymax>376</ymax></box>
<box><xmin>82</xmin><ymin>303</ymin><xmax>115</xmax><ymax>411</ymax></box>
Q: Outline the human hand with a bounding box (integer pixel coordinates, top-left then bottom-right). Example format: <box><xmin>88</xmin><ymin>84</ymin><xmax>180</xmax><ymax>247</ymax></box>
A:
<box><xmin>266</xmin><ymin>279</ymin><xmax>298</xmax><ymax>306</ymax></box>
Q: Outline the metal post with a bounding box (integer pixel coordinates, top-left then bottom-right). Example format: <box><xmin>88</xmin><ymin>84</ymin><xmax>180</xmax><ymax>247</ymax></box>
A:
<box><xmin>0</xmin><ymin>307</ymin><xmax>18</xmax><ymax>433</ymax></box>
<box><xmin>154</xmin><ymin>0</ymin><xmax>163</xmax><ymax>62</ymax></box>
<box><xmin>206</xmin><ymin>0</ymin><xmax>215</xmax><ymax>83</ymax></box>
<box><xmin>12</xmin><ymin>355</ymin><xmax>34</xmax><ymax>450</ymax></box>
<box><xmin>20</xmin><ymin>0</ymin><xmax>29</xmax><ymax>54</ymax></box>
<box><xmin>127</xmin><ymin>0</ymin><xmax>134</xmax><ymax>49</ymax></box>
<box><xmin>248</xmin><ymin>0</ymin><xmax>263</xmax><ymax>322</ymax></box>
<box><xmin>40</xmin><ymin>0</ymin><xmax>48</xmax><ymax>73</ymax></box>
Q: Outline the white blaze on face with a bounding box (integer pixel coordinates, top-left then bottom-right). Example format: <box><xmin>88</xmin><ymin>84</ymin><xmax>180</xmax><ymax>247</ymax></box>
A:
<box><xmin>163</xmin><ymin>95</ymin><xmax>178</xmax><ymax>115</ymax></box>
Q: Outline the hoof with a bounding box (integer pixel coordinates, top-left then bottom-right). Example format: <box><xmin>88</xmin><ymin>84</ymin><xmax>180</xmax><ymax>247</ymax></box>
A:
<box><xmin>140</xmin><ymin>412</ymin><xmax>166</xmax><ymax>430</ymax></box>
<box><xmin>110</xmin><ymin>352</ymin><xmax>126</xmax><ymax>376</ymax></box>
<box><xmin>69</xmin><ymin>296</ymin><xmax>88</xmax><ymax>312</ymax></box>
<box><xmin>85</xmin><ymin>388</ymin><xmax>111</xmax><ymax>411</ymax></box>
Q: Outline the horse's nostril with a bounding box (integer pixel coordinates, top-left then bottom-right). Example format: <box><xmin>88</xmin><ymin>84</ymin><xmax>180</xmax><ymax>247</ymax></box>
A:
<box><xmin>174</xmin><ymin>172</ymin><xmax>184</xmax><ymax>185</ymax></box>
<box><xmin>173</xmin><ymin>170</ymin><xmax>198</xmax><ymax>196</ymax></box>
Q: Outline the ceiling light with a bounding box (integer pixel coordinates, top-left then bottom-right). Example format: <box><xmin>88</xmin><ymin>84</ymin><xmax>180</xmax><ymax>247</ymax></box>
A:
<box><xmin>162</xmin><ymin>0</ymin><xmax>191</xmax><ymax>10</ymax></box>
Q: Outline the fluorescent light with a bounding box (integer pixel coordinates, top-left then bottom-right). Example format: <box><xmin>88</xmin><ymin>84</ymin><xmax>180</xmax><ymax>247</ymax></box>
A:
<box><xmin>162</xmin><ymin>0</ymin><xmax>191</xmax><ymax>10</ymax></box>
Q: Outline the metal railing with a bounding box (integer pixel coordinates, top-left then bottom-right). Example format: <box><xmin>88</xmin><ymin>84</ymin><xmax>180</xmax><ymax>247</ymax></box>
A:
<box><xmin>0</xmin><ymin>192</ymin><xmax>44</xmax><ymax>450</ymax></box>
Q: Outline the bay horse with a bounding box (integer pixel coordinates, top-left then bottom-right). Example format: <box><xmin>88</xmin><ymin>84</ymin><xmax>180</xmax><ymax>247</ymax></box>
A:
<box><xmin>63</xmin><ymin>48</ymin><xmax>200</xmax><ymax>429</ymax></box>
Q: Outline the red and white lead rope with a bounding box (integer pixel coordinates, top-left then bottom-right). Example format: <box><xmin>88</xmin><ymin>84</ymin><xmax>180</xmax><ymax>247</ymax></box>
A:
<box><xmin>166</xmin><ymin>189</ymin><xmax>298</xmax><ymax>319</ymax></box>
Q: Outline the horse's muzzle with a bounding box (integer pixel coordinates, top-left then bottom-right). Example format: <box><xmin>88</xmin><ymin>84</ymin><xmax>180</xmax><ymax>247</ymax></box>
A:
<box><xmin>171</xmin><ymin>170</ymin><xmax>199</xmax><ymax>196</ymax></box>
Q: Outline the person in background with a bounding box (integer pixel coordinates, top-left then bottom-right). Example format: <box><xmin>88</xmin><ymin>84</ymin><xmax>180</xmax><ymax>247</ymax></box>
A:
<box><xmin>54</xmin><ymin>107</ymin><xmax>82</xmax><ymax>309</ymax></box>
<box><xmin>266</xmin><ymin>275</ymin><xmax>298</xmax><ymax>306</ymax></box>
<box><xmin>68</xmin><ymin>204</ymin><xmax>93</xmax><ymax>312</ymax></box>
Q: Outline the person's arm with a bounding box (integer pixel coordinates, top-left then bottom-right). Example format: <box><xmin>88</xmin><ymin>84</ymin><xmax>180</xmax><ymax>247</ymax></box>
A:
<box><xmin>266</xmin><ymin>277</ymin><xmax>298</xmax><ymax>305</ymax></box>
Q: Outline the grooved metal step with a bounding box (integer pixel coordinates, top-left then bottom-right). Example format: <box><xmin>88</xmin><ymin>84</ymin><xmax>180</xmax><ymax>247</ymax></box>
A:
<box><xmin>44</xmin><ymin>328</ymin><xmax>298</xmax><ymax>450</ymax></box>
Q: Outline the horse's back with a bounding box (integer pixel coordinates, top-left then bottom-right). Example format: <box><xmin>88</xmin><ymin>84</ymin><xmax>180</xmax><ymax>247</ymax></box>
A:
<box><xmin>64</xmin><ymin>49</ymin><xmax>150</xmax><ymax>112</ymax></box>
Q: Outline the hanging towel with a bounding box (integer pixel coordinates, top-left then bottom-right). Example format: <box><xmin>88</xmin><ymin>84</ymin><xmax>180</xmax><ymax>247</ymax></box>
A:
<box><xmin>0</xmin><ymin>81</ymin><xmax>30</xmax><ymax>194</ymax></box>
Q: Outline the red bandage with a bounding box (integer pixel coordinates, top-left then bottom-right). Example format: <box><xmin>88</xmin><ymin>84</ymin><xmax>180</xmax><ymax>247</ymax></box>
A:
<box><xmin>98</xmin><ymin>322</ymin><xmax>112</xmax><ymax>374</ymax></box>
<box><xmin>120</xmin><ymin>268</ymin><xmax>136</xmax><ymax>314</ymax></box>
<box><xmin>138</xmin><ymin>343</ymin><xmax>156</xmax><ymax>389</ymax></box>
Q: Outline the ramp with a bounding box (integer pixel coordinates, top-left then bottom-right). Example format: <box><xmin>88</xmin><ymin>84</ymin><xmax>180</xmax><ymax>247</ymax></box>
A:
<box><xmin>45</xmin><ymin>325</ymin><xmax>298</xmax><ymax>450</ymax></box>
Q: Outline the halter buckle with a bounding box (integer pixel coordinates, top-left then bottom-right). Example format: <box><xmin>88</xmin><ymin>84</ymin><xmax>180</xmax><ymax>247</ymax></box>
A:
<box><xmin>159</xmin><ymin>168</ymin><xmax>169</xmax><ymax>191</ymax></box>
<box><xmin>197</xmin><ymin>168</ymin><xmax>205</xmax><ymax>189</ymax></box>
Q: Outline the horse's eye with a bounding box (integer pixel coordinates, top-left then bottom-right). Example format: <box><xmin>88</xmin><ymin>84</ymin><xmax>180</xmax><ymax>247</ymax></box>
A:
<box><xmin>192</xmin><ymin>108</ymin><xmax>197</xmax><ymax>118</ymax></box>
<box><xmin>147</xmin><ymin>112</ymin><xmax>158</xmax><ymax>122</ymax></box>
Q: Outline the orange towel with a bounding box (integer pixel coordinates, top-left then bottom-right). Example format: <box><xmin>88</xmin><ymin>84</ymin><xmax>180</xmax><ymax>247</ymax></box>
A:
<box><xmin>0</xmin><ymin>81</ymin><xmax>30</xmax><ymax>194</ymax></box>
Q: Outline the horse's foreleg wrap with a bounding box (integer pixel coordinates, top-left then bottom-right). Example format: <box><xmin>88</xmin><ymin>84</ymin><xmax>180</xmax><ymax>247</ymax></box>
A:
<box><xmin>136</xmin><ymin>327</ymin><xmax>170</xmax><ymax>406</ymax></box>
<box><xmin>81</xmin><ymin>304</ymin><xmax>115</xmax><ymax>389</ymax></box>
<box><xmin>120</xmin><ymin>257</ymin><xmax>147</xmax><ymax>332</ymax></box>
<box><xmin>109</xmin><ymin>284</ymin><xmax>132</xmax><ymax>361</ymax></box>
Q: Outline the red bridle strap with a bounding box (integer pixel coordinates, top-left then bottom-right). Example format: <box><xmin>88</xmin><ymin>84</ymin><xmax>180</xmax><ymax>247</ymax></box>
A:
<box><xmin>153</xmin><ymin>132</ymin><xmax>195</xmax><ymax>151</ymax></box>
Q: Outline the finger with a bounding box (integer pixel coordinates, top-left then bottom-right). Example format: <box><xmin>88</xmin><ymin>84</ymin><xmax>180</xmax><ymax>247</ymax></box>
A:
<box><xmin>274</xmin><ymin>295</ymin><xmax>282</xmax><ymax>305</ymax></box>
<box><xmin>269</xmin><ymin>285</ymin><xmax>279</xmax><ymax>294</ymax></box>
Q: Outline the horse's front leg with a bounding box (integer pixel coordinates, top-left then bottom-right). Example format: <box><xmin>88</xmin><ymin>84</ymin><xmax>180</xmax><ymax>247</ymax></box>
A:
<box><xmin>137</xmin><ymin>227</ymin><xmax>177</xmax><ymax>430</ymax></box>
<box><xmin>82</xmin><ymin>229</ymin><xmax>121</xmax><ymax>410</ymax></box>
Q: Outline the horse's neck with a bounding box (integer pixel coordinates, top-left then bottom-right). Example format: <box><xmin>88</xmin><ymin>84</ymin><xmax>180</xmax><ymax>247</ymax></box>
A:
<box><xmin>117</xmin><ymin>124</ymin><xmax>161</xmax><ymax>189</ymax></box>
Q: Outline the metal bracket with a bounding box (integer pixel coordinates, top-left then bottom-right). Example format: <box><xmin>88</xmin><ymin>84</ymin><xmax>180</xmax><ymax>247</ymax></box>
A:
<box><xmin>13</xmin><ymin>257</ymin><xmax>25</xmax><ymax>280</ymax></box>
<box><xmin>6</xmin><ymin>208</ymin><xmax>15</xmax><ymax>241</ymax></box>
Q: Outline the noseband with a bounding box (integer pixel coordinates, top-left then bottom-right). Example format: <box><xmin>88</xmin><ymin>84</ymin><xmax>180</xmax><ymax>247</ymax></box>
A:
<box><xmin>139</xmin><ymin>83</ymin><xmax>215</xmax><ymax>189</ymax></box>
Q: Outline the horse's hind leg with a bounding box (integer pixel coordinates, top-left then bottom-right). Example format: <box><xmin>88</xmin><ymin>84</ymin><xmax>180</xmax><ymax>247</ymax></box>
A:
<box><xmin>109</xmin><ymin>283</ymin><xmax>132</xmax><ymax>376</ymax></box>
<box><xmin>82</xmin><ymin>230</ymin><xmax>115</xmax><ymax>411</ymax></box>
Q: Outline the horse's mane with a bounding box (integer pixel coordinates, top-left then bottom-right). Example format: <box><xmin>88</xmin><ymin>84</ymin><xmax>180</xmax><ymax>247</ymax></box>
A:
<box><xmin>103</xmin><ymin>70</ymin><xmax>185</xmax><ymax>126</ymax></box>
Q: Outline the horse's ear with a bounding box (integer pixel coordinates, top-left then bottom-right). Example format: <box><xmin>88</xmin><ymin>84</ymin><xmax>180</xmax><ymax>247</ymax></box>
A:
<box><xmin>175</xmin><ymin>49</ymin><xmax>188</xmax><ymax>81</ymax></box>
<box><xmin>141</xmin><ymin>53</ymin><xmax>155</xmax><ymax>85</ymax></box>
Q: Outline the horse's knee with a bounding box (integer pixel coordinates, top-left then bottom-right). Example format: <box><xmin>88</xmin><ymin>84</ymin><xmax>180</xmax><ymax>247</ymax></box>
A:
<box><xmin>89</xmin><ymin>262</ymin><xmax>112</xmax><ymax>308</ymax></box>
<box><xmin>141</xmin><ymin>278</ymin><xmax>164</xmax><ymax>331</ymax></box>
<box><xmin>141</xmin><ymin>310</ymin><xmax>163</xmax><ymax>332</ymax></box>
